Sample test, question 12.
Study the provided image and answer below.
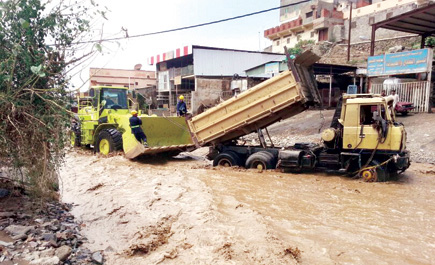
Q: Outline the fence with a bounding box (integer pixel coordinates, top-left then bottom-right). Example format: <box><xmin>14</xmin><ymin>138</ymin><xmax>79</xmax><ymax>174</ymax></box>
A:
<box><xmin>370</xmin><ymin>81</ymin><xmax>430</xmax><ymax>112</ymax></box>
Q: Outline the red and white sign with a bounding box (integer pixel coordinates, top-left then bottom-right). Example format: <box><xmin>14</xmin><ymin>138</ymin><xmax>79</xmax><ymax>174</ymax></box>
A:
<box><xmin>147</xmin><ymin>45</ymin><xmax>192</xmax><ymax>65</ymax></box>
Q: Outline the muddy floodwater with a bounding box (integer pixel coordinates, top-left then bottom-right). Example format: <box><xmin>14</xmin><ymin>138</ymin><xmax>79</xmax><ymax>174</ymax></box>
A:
<box><xmin>60</xmin><ymin>150</ymin><xmax>435</xmax><ymax>265</ymax></box>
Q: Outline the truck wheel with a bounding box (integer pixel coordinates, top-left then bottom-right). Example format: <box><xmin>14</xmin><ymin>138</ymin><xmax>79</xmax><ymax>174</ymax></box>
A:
<box><xmin>70</xmin><ymin>131</ymin><xmax>81</xmax><ymax>147</ymax></box>
<box><xmin>213</xmin><ymin>151</ymin><xmax>241</xmax><ymax>167</ymax></box>
<box><xmin>96</xmin><ymin>129</ymin><xmax>123</xmax><ymax>155</ymax></box>
<box><xmin>360</xmin><ymin>160</ymin><xmax>387</xmax><ymax>182</ymax></box>
<box><xmin>245</xmin><ymin>151</ymin><xmax>276</xmax><ymax>170</ymax></box>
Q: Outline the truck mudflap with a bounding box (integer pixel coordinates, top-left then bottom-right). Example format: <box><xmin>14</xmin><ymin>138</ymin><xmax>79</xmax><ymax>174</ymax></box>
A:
<box><xmin>120</xmin><ymin>116</ymin><xmax>194</xmax><ymax>159</ymax></box>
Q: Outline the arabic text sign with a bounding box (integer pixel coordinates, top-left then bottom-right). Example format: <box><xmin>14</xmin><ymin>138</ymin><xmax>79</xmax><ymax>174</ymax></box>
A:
<box><xmin>367</xmin><ymin>49</ymin><xmax>431</xmax><ymax>77</ymax></box>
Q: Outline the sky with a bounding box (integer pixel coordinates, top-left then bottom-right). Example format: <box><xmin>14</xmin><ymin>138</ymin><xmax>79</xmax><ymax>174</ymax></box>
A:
<box><xmin>70</xmin><ymin>0</ymin><xmax>281</xmax><ymax>90</ymax></box>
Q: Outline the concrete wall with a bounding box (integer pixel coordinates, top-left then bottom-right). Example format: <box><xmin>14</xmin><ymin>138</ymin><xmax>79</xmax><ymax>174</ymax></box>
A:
<box><xmin>344</xmin><ymin>1</ymin><xmax>416</xmax><ymax>43</ymax></box>
<box><xmin>191</xmin><ymin>77</ymin><xmax>231</xmax><ymax>114</ymax></box>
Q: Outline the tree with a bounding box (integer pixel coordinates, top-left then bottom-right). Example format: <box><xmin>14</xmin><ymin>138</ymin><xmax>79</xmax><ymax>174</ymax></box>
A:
<box><xmin>0</xmin><ymin>0</ymin><xmax>103</xmax><ymax>198</ymax></box>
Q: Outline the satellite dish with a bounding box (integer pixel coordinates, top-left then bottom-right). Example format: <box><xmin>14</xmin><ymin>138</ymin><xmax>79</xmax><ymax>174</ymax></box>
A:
<box><xmin>134</xmin><ymin>64</ymin><xmax>142</xmax><ymax>70</ymax></box>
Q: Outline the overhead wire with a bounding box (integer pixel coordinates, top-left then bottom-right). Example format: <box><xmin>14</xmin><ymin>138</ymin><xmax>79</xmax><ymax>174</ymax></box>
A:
<box><xmin>66</xmin><ymin>0</ymin><xmax>311</xmax><ymax>45</ymax></box>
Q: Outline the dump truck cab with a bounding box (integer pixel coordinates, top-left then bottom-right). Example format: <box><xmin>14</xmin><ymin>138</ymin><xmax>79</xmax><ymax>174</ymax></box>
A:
<box><xmin>340</xmin><ymin>94</ymin><xmax>406</xmax><ymax>153</ymax></box>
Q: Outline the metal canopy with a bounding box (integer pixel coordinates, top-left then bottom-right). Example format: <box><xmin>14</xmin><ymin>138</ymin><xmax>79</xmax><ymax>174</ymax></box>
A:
<box><xmin>370</xmin><ymin>3</ymin><xmax>435</xmax><ymax>55</ymax></box>
<box><xmin>313</xmin><ymin>63</ymin><xmax>357</xmax><ymax>75</ymax></box>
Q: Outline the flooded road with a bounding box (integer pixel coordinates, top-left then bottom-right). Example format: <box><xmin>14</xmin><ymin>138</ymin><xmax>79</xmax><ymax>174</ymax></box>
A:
<box><xmin>60</xmin><ymin>150</ymin><xmax>435</xmax><ymax>264</ymax></box>
<box><xmin>199</xmin><ymin>166</ymin><xmax>435</xmax><ymax>264</ymax></box>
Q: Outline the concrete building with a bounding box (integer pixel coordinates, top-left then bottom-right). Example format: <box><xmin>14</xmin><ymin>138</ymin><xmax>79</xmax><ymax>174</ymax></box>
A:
<box><xmin>265</xmin><ymin>0</ymin><xmax>343</xmax><ymax>53</ymax></box>
<box><xmin>340</xmin><ymin>0</ymin><xmax>420</xmax><ymax>43</ymax></box>
<box><xmin>265</xmin><ymin>0</ymin><xmax>426</xmax><ymax>53</ymax></box>
<box><xmin>89</xmin><ymin>66</ymin><xmax>156</xmax><ymax>90</ymax></box>
<box><xmin>89</xmin><ymin>67</ymin><xmax>157</xmax><ymax>110</ymax></box>
<box><xmin>147</xmin><ymin>46</ymin><xmax>284</xmax><ymax>114</ymax></box>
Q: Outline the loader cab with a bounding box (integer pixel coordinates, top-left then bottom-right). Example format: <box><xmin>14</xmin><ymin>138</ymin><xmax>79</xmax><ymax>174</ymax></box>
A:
<box><xmin>340</xmin><ymin>94</ymin><xmax>405</xmax><ymax>152</ymax></box>
<box><xmin>88</xmin><ymin>86</ymin><xmax>130</xmax><ymax>120</ymax></box>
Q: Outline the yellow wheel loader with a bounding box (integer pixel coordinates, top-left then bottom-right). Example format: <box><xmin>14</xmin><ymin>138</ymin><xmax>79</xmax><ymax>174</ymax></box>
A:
<box><xmin>71</xmin><ymin>86</ymin><xmax>194</xmax><ymax>157</ymax></box>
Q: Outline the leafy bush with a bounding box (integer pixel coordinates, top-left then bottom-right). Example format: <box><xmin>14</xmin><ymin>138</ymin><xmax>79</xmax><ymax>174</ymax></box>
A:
<box><xmin>0</xmin><ymin>0</ymin><xmax>101</xmax><ymax>198</ymax></box>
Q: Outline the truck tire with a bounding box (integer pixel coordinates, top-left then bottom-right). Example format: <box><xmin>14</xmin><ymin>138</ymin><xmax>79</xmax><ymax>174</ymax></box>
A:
<box><xmin>245</xmin><ymin>151</ymin><xmax>276</xmax><ymax>170</ymax></box>
<box><xmin>213</xmin><ymin>151</ymin><xmax>241</xmax><ymax>167</ymax></box>
<box><xmin>361</xmin><ymin>160</ymin><xmax>387</xmax><ymax>182</ymax></box>
<box><xmin>96</xmin><ymin>128</ymin><xmax>123</xmax><ymax>155</ymax></box>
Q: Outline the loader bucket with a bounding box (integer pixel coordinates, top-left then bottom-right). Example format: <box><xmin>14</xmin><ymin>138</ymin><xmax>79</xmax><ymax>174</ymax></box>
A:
<box><xmin>121</xmin><ymin>116</ymin><xmax>194</xmax><ymax>159</ymax></box>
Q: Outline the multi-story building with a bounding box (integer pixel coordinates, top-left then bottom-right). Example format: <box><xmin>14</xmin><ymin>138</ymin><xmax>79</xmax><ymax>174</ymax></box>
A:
<box><xmin>265</xmin><ymin>0</ymin><xmax>343</xmax><ymax>53</ymax></box>
<box><xmin>265</xmin><ymin>0</ymin><xmax>425</xmax><ymax>53</ymax></box>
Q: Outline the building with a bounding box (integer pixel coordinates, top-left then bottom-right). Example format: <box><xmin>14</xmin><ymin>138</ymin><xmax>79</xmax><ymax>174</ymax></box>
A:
<box><xmin>265</xmin><ymin>0</ymin><xmax>426</xmax><ymax>53</ymax></box>
<box><xmin>89</xmin><ymin>67</ymin><xmax>157</xmax><ymax>109</ymax></box>
<box><xmin>265</xmin><ymin>0</ymin><xmax>343</xmax><ymax>53</ymax></box>
<box><xmin>147</xmin><ymin>45</ymin><xmax>284</xmax><ymax>114</ymax></box>
<box><xmin>89</xmin><ymin>66</ymin><xmax>156</xmax><ymax>90</ymax></box>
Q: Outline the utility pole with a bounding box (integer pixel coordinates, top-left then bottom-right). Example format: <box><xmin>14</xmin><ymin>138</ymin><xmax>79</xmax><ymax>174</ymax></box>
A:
<box><xmin>347</xmin><ymin>1</ymin><xmax>353</xmax><ymax>62</ymax></box>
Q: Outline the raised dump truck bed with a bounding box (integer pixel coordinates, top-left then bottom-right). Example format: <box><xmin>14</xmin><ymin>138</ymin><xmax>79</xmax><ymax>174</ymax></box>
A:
<box><xmin>187</xmin><ymin>51</ymin><xmax>322</xmax><ymax>146</ymax></box>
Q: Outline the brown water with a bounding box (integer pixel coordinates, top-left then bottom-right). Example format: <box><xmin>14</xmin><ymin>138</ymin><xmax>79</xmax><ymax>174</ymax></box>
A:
<box><xmin>61</xmin><ymin>151</ymin><xmax>435</xmax><ymax>264</ymax></box>
<box><xmin>199</xmin><ymin>166</ymin><xmax>435</xmax><ymax>265</ymax></box>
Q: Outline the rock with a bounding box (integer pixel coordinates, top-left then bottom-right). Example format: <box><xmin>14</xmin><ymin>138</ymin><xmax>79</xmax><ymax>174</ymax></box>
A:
<box><xmin>12</xmin><ymin>233</ymin><xmax>28</xmax><ymax>241</ymax></box>
<box><xmin>0</xmin><ymin>189</ymin><xmax>10</xmax><ymax>198</ymax></box>
<box><xmin>55</xmin><ymin>245</ymin><xmax>72</xmax><ymax>261</ymax></box>
<box><xmin>0</xmin><ymin>240</ymin><xmax>13</xmax><ymax>247</ymax></box>
<box><xmin>34</xmin><ymin>218</ymin><xmax>44</xmax><ymax>224</ymax></box>
<box><xmin>28</xmin><ymin>241</ymin><xmax>38</xmax><ymax>248</ymax></box>
<box><xmin>40</xmin><ymin>248</ymin><xmax>56</xmax><ymax>257</ymax></box>
<box><xmin>41</xmin><ymin>233</ymin><xmax>56</xmax><ymax>242</ymax></box>
<box><xmin>5</xmin><ymin>225</ymin><xmax>32</xmax><ymax>236</ymax></box>
<box><xmin>91</xmin><ymin>251</ymin><xmax>104</xmax><ymax>264</ymax></box>
<box><xmin>0</xmin><ymin>212</ymin><xmax>15</xmax><ymax>218</ymax></box>
<box><xmin>29</xmin><ymin>256</ymin><xmax>60</xmax><ymax>265</ymax></box>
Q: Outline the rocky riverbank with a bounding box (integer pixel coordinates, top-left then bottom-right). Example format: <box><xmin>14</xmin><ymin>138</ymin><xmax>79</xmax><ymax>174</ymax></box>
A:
<box><xmin>0</xmin><ymin>193</ymin><xmax>103</xmax><ymax>265</ymax></box>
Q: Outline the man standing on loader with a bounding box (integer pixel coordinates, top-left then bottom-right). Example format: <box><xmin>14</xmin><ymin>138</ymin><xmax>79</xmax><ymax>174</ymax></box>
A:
<box><xmin>129</xmin><ymin>111</ymin><xmax>148</xmax><ymax>147</ymax></box>
<box><xmin>176</xmin><ymin>95</ymin><xmax>187</xmax><ymax>117</ymax></box>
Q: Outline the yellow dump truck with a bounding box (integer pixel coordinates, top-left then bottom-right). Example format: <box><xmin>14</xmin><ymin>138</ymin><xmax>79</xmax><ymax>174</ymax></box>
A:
<box><xmin>186</xmin><ymin>51</ymin><xmax>410</xmax><ymax>182</ymax></box>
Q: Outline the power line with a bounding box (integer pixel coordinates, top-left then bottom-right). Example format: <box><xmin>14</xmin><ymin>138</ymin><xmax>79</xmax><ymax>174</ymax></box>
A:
<box><xmin>73</xmin><ymin>0</ymin><xmax>311</xmax><ymax>45</ymax></box>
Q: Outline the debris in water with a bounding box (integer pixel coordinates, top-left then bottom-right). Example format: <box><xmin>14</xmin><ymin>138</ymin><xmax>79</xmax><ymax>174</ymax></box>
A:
<box><xmin>86</xmin><ymin>183</ymin><xmax>104</xmax><ymax>192</ymax></box>
<box><xmin>284</xmin><ymin>247</ymin><xmax>301</xmax><ymax>261</ymax></box>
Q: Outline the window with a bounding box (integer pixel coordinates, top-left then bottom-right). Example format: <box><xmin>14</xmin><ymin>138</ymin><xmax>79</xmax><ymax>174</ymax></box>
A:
<box><xmin>369</xmin><ymin>17</ymin><xmax>375</xmax><ymax>25</ymax></box>
<box><xmin>351</xmin><ymin>21</ymin><xmax>357</xmax><ymax>29</ymax></box>
<box><xmin>275</xmin><ymin>39</ymin><xmax>280</xmax><ymax>45</ymax></box>
<box><xmin>318</xmin><ymin>28</ymin><xmax>328</xmax><ymax>41</ymax></box>
<box><xmin>306</xmin><ymin>11</ymin><xmax>313</xmax><ymax>18</ymax></box>
<box><xmin>360</xmin><ymin>105</ymin><xmax>376</xmax><ymax>125</ymax></box>
<box><xmin>101</xmin><ymin>88</ymin><xmax>128</xmax><ymax>110</ymax></box>
<box><xmin>310</xmin><ymin>31</ymin><xmax>315</xmax><ymax>38</ymax></box>
<box><xmin>287</xmin><ymin>38</ymin><xmax>291</xmax><ymax>44</ymax></box>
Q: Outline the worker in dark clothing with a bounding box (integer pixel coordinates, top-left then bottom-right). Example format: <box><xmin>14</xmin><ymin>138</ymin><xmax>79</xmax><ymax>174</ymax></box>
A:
<box><xmin>176</xmin><ymin>95</ymin><xmax>187</xmax><ymax>116</ymax></box>
<box><xmin>129</xmin><ymin>110</ymin><xmax>148</xmax><ymax>147</ymax></box>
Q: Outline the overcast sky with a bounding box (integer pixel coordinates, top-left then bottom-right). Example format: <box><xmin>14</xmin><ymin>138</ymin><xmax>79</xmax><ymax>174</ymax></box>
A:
<box><xmin>71</xmin><ymin>0</ymin><xmax>280</xmax><ymax>89</ymax></box>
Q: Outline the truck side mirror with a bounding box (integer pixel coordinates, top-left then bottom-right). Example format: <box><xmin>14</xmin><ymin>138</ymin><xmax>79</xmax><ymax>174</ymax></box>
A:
<box><xmin>89</xmin><ymin>88</ymin><xmax>95</xmax><ymax>97</ymax></box>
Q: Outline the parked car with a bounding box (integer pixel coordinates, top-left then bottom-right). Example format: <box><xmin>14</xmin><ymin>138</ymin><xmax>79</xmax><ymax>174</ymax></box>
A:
<box><xmin>395</xmin><ymin>101</ymin><xmax>414</xmax><ymax>115</ymax></box>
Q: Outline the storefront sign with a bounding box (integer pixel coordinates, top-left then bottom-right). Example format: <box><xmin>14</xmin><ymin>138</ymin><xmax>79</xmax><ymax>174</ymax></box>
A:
<box><xmin>367</xmin><ymin>48</ymin><xmax>432</xmax><ymax>77</ymax></box>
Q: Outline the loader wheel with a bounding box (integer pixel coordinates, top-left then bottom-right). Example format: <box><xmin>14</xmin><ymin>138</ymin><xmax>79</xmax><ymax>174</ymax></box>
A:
<box><xmin>360</xmin><ymin>160</ymin><xmax>387</xmax><ymax>182</ymax></box>
<box><xmin>96</xmin><ymin>129</ymin><xmax>123</xmax><ymax>155</ymax></box>
<box><xmin>213</xmin><ymin>151</ymin><xmax>241</xmax><ymax>167</ymax></box>
<box><xmin>70</xmin><ymin>131</ymin><xmax>81</xmax><ymax>147</ymax></box>
<box><xmin>245</xmin><ymin>151</ymin><xmax>276</xmax><ymax>170</ymax></box>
